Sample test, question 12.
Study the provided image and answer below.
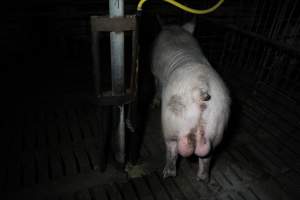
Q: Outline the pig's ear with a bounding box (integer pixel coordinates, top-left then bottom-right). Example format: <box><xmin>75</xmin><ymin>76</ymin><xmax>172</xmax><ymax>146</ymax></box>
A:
<box><xmin>182</xmin><ymin>16</ymin><xmax>196</xmax><ymax>34</ymax></box>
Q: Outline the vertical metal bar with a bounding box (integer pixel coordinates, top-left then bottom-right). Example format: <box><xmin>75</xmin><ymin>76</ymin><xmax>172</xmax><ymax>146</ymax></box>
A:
<box><xmin>237</xmin><ymin>0</ymin><xmax>243</xmax><ymax>29</ymax></box>
<box><xmin>272</xmin><ymin>0</ymin><xmax>288</xmax><ymax>39</ymax></box>
<box><xmin>262</xmin><ymin>0</ymin><xmax>273</xmax><ymax>36</ymax></box>
<box><xmin>223</xmin><ymin>32</ymin><xmax>235</xmax><ymax>76</ymax></box>
<box><xmin>237</xmin><ymin>36</ymin><xmax>250</xmax><ymax>72</ymax></box>
<box><xmin>130</xmin><ymin>29</ymin><xmax>137</xmax><ymax>94</ymax></box>
<box><xmin>291</xmin><ymin>18</ymin><xmax>300</xmax><ymax>47</ymax></box>
<box><xmin>254</xmin><ymin>0</ymin><xmax>266</xmax><ymax>34</ymax></box>
<box><xmin>218</xmin><ymin>31</ymin><xmax>228</xmax><ymax>75</ymax></box>
<box><xmin>109</xmin><ymin>0</ymin><xmax>125</xmax><ymax>164</ymax></box>
<box><xmin>110</xmin><ymin>0</ymin><xmax>125</xmax><ymax>95</ymax></box>
<box><xmin>116</xmin><ymin>105</ymin><xmax>125</xmax><ymax>163</ymax></box>
<box><xmin>91</xmin><ymin>18</ymin><xmax>101</xmax><ymax>96</ymax></box>
<box><xmin>282</xmin><ymin>0</ymin><xmax>297</xmax><ymax>42</ymax></box>
<box><xmin>250</xmin><ymin>0</ymin><xmax>260</xmax><ymax>32</ymax></box>
<box><xmin>127</xmin><ymin>24</ymin><xmax>140</xmax><ymax>163</ymax></box>
<box><xmin>268</xmin><ymin>1</ymin><xmax>282</xmax><ymax>38</ymax></box>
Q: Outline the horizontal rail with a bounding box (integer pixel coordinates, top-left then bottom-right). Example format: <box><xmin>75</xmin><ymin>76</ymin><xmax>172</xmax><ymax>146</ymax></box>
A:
<box><xmin>91</xmin><ymin>15</ymin><xmax>136</xmax><ymax>32</ymax></box>
<box><xmin>200</xmin><ymin>17</ymin><xmax>300</xmax><ymax>58</ymax></box>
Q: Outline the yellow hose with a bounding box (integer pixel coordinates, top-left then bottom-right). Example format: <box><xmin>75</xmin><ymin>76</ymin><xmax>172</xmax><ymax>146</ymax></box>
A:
<box><xmin>137</xmin><ymin>0</ymin><xmax>224</xmax><ymax>14</ymax></box>
<box><xmin>137</xmin><ymin>0</ymin><xmax>148</xmax><ymax>11</ymax></box>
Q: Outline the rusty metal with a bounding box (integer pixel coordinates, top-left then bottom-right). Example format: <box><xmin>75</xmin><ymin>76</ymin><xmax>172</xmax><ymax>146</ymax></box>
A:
<box><xmin>91</xmin><ymin>15</ymin><xmax>136</xmax><ymax>32</ymax></box>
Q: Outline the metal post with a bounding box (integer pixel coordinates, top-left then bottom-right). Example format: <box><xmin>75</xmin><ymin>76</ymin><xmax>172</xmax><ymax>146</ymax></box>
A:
<box><xmin>109</xmin><ymin>0</ymin><xmax>125</xmax><ymax>164</ymax></box>
<box><xmin>91</xmin><ymin>30</ymin><xmax>101</xmax><ymax>96</ymax></box>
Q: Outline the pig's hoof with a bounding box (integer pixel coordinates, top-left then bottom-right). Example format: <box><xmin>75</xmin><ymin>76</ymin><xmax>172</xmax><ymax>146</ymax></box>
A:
<box><xmin>196</xmin><ymin>173</ymin><xmax>210</xmax><ymax>183</ymax></box>
<box><xmin>163</xmin><ymin>167</ymin><xmax>176</xmax><ymax>178</ymax></box>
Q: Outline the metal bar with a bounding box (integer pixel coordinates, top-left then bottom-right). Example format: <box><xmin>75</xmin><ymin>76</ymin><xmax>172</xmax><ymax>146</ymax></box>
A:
<box><xmin>127</xmin><ymin>24</ymin><xmax>140</xmax><ymax>163</ymax></box>
<box><xmin>262</xmin><ymin>0</ymin><xmax>273</xmax><ymax>36</ymax></box>
<box><xmin>90</xmin><ymin>26</ymin><xmax>101</xmax><ymax>96</ymax></box>
<box><xmin>200</xmin><ymin>17</ymin><xmax>300</xmax><ymax>58</ymax></box>
<box><xmin>254</xmin><ymin>0</ymin><xmax>266</xmax><ymax>34</ymax></box>
<box><xmin>110</xmin><ymin>0</ymin><xmax>125</xmax><ymax>95</ymax></box>
<box><xmin>268</xmin><ymin>1</ymin><xmax>280</xmax><ymax>38</ymax></box>
<box><xmin>89</xmin><ymin>92</ymin><xmax>135</xmax><ymax>106</ymax></box>
<box><xmin>250</xmin><ymin>0</ymin><xmax>260</xmax><ymax>32</ymax></box>
<box><xmin>111</xmin><ymin>33</ymin><xmax>125</xmax><ymax>95</ymax></box>
<box><xmin>217</xmin><ymin>32</ymin><xmax>227</xmax><ymax>69</ymax></box>
<box><xmin>223</xmin><ymin>32</ymin><xmax>235</xmax><ymax>76</ymax></box>
<box><xmin>282</xmin><ymin>0</ymin><xmax>298</xmax><ymax>42</ymax></box>
<box><xmin>109</xmin><ymin>0</ymin><xmax>126</xmax><ymax>164</ymax></box>
<box><xmin>91</xmin><ymin>15</ymin><xmax>136</xmax><ymax>32</ymax></box>
<box><xmin>130</xmin><ymin>29</ymin><xmax>137</xmax><ymax>93</ymax></box>
<box><xmin>116</xmin><ymin>105</ymin><xmax>125</xmax><ymax>163</ymax></box>
<box><xmin>272</xmin><ymin>0</ymin><xmax>289</xmax><ymax>39</ymax></box>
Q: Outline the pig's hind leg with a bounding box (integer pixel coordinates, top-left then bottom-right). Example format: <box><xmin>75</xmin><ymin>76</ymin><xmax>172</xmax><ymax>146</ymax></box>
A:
<box><xmin>163</xmin><ymin>139</ymin><xmax>178</xmax><ymax>178</ymax></box>
<box><xmin>197</xmin><ymin>156</ymin><xmax>211</xmax><ymax>182</ymax></box>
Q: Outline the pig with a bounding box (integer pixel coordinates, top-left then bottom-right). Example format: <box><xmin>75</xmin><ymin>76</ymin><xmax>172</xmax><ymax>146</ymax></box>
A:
<box><xmin>151</xmin><ymin>18</ymin><xmax>231</xmax><ymax>182</ymax></box>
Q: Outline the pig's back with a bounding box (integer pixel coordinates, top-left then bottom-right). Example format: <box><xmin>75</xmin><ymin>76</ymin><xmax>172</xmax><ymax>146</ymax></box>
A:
<box><xmin>151</xmin><ymin>26</ymin><xmax>208</xmax><ymax>85</ymax></box>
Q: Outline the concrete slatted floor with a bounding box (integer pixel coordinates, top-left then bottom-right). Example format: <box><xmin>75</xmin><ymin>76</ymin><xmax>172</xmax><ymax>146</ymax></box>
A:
<box><xmin>1</xmin><ymin>82</ymin><xmax>300</xmax><ymax>199</ymax></box>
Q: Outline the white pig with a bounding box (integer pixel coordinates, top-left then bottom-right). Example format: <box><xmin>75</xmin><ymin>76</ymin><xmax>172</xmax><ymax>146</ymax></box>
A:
<box><xmin>151</xmin><ymin>19</ymin><xmax>231</xmax><ymax>181</ymax></box>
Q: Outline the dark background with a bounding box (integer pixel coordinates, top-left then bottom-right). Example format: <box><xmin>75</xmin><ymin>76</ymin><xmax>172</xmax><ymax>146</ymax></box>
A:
<box><xmin>2</xmin><ymin>0</ymin><xmax>299</xmax><ymax>103</ymax></box>
<box><xmin>1</xmin><ymin>1</ymin><xmax>300</xmax><ymax>199</ymax></box>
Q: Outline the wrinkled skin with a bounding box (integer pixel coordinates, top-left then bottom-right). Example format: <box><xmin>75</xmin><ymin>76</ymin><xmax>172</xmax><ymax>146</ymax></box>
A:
<box><xmin>151</xmin><ymin>20</ymin><xmax>230</xmax><ymax>181</ymax></box>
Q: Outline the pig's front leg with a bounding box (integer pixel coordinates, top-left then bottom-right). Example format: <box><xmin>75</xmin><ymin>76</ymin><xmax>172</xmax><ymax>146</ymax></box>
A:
<box><xmin>197</xmin><ymin>157</ymin><xmax>211</xmax><ymax>182</ymax></box>
<box><xmin>163</xmin><ymin>139</ymin><xmax>178</xmax><ymax>178</ymax></box>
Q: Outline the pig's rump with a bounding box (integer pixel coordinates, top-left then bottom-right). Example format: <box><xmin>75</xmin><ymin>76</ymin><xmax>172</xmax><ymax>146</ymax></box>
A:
<box><xmin>152</xmin><ymin>24</ymin><xmax>230</xmax><ymax>159</ymax></box>
<box><xmin>161</xmin><ymin>66</ymin><xmax>230</xmax><ymax>158</ymax></box>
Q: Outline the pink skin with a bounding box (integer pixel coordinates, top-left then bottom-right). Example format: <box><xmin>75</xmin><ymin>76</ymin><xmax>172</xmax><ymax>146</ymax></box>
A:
<box><xmin>178</xmin><ymin>136</ymin><xmax>194</xmax><ymax>157</ymax></box>
<box><xmin>177</xmin><ymin>126</ymin><xmax>211</xmax><ymax>157</ymax></box>
<box><xmin>194</xmin><ymin>126</ymin><xmax>211</xmax><ymax>157</ymax></box>
<box><xmin>163</xmin><ymin>126</ymin><xmax>211</xmax><ymax>180</ymax></box>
